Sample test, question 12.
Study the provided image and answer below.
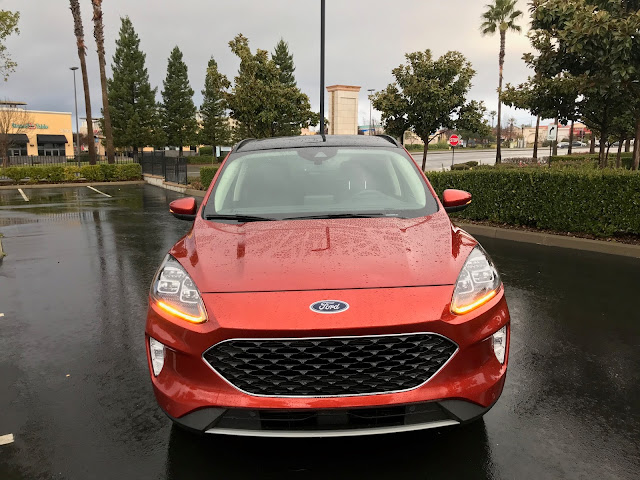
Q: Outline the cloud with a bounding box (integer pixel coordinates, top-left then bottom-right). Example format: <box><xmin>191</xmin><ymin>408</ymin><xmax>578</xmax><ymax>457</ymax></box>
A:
<box><xmin>2</xmin><ymin>0</ymin><xmax>536</xmax><ymax>129</ymax></box>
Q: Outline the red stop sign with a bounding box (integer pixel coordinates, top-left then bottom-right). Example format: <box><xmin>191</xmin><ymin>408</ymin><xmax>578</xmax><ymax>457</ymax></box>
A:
<box><xmin>449</xmin><ymin>135</ymin><xmax>460</xmax><ymax>147</ymax></box>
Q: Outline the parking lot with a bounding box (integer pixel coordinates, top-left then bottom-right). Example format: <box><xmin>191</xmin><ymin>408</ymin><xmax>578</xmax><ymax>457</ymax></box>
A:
<box><xmin>0</xmin><ymin>184</ymin><xmax>638</xmax><ymax>479</ymax></box>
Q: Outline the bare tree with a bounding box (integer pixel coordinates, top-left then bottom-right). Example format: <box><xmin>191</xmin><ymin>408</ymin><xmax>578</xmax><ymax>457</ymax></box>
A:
<box><xmin>0</xmin><ymin>103</ymin><xmax>33</xmax><ymax>168</ymax></box>
<box><xmin>69</xmin><ymin>0</ymin><xmax>97</xmax><ymax>164</ymax></box>
<box><xmin>91</xmin><ymin>0</ymin><xmax>114</xmax><ymax>164</ymax></box>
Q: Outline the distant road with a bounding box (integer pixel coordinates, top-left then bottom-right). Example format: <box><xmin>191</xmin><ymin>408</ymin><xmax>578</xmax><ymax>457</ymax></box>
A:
<box><xmin>411</xmin><ymin>147</ymin><xmax>591</xmax><ymax>171</ymax></box>
<box><xmin>186</xmin><ymin>146</ymin><xmax>593</xmax><ymax>176</ymax></box>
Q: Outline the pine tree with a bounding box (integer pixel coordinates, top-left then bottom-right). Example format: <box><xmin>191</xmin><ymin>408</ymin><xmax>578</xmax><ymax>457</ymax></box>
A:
<box><xmin>200</xmin><ymin>57</ymin><xmax>231</xmax><ymax>156</ymax></box>
<box><xmin>227</xmin><ymin>34</ymin><xmax>314</xmax><ymax>138</ymax></box>
<box><xmin>108</xmin><ymin>17</ymin><xmax>162</xmax><ymax>153</ymax></box>
<box><xmin>272</xmin><ymin>39</ymin><xmax>296</xmax><ymax>87</ymax></box>
<box><xmin>161</xmin><ymin>46</ymin><xmax>198</xmax><ymax>154</ymax></box>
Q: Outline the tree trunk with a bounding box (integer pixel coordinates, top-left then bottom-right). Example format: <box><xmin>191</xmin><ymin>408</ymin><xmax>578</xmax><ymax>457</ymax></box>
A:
<box><xmin>552</xmin><ymin>117</ymin><xmax>559</xmax><ymax>157</ymax></box>
<box><xmin>633</xmin><ymin>118</ymin><xmax>640</xmax><ymax>171</ymax></box>
<box><xmin>70</xmin><ymin>0</ymin><xmax>97</xmax><ymax>165</ymax></box>
<box><xmin>590</xmin><ymin>135</ymin><xmax>596</xmax><ymax>154</ymax></box>
<box><xmin>92</xmin><ymin>0</ymin><xmax>115</xmax><ymax>164</ymax></box>
<box><xmin>599</xmin><ymin>107</ymin><xmax>609</xmax><ymax>168</ymax></box>
<box><xmin>599</xmin><ymin>137</ymin><xmax>608</xmax><ymax>168</ymax></box>
<box><xmin>496</xmin><ymin>30</ymin><xmax>506</xmax><ymax>164</ymax></box>
<box><xmin>421</xmin><ymin>139</ymin><xmax>429</xmax><ymax>171</ymax></box>
<box><xmin>616</xmin><ymin>138</ymin><xmax>623</xmax><ymax>168</ymax></box>
<box><xmin>568</xmin><ymin>120</ymin><xmax>575</xmax><ymax>155</ymax></box>
<box><xmin>533</xmin><ymin>116</ymin><xmax>540</xmax><ymax>160</ymax></box>
<box><xmin>625</xmin><ymin>138</ymin><xmax>631</xmax><ymax>153</ymax></box>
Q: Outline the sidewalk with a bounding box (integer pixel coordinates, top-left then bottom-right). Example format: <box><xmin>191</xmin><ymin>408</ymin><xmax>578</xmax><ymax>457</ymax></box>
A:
<box><xmin>458</xmin><ymin>222</ymin><xmax>640</xmax><ymax>259</ymax></box>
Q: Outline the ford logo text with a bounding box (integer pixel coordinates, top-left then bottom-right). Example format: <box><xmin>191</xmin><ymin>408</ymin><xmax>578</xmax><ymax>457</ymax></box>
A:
<box><xmin>310</xmin><ymin>300</ymin><xmax>350</xmax><ymax>314</ymax></box>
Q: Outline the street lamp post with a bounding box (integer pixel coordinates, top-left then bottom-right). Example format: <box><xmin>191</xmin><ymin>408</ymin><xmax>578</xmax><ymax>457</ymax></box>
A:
<box><xmin>367</xmin><ymin>89</ymin><xmax>375</xmax><ymax>135</ymax></box>
<box><xmin>70</xmin><ymin>67</ymin><xmax>80</xmax><ymax>167</ymax></box>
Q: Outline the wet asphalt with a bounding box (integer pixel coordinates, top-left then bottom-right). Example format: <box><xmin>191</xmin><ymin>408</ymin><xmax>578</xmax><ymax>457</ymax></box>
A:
<box><xmin>0</xmin><ymin>184</ymin><xmax>638</xmax><ymax>480</ymax></box>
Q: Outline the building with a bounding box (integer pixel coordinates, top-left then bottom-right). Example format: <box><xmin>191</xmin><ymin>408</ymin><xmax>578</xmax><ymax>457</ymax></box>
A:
<box><xmin>2</xmin><ymin>102</ymin><xmax>73</xmax><ymax>157</ymax></box>
<box><xmin>327</xmin><ymin>85</ymin><xmax>360</xmax><ymax>135</ymax></box>
<box><xmin>80</xmin><ymin>120</ymin><xmax>105</xmax><ymax>156</ymax></box>
<box><xmin>521</xmin><ymin>122</ymin><xmax>591</xmax><ymax>146</ymax></box>
<box><xmin>358</xmin><ymin>125</ymin><xmax>384</xmax><ymax>136</ymax></box>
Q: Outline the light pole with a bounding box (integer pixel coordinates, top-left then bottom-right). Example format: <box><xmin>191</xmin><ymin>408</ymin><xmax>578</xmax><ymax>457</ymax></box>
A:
<box><xmin>319</xmin><ymin>0</ymin><xmax>326</xmax><ymax>139</ymax></box>
<box><xmin>70</xmin><ymin>67</ymin><xmax>80</xmax><ymax>166</ymax></box>
<box><xmin>367</xmin><ymin>89</ymin><xmax>375</xmax><ymax>135</ymax></box>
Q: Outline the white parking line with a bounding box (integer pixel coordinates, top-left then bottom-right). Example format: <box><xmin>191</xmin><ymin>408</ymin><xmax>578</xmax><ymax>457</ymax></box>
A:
<box><xmin>17</xmin><ymin>188</ymin><xmax>29</xmax><ymax>202</ymax></box>
<box><xmin>87</xmin><ymin>186</ymin><xmax>112</xmax><ymax>198</ymax></box>
<box><xmin>0</xmin><ymin>434</ymin><xmax>14</xmax><ymax>446</ymax></box>
<box><xmin>0</xmin><ymin>313</ymin><xmax>5</xmax><ymax>317</ymax></box>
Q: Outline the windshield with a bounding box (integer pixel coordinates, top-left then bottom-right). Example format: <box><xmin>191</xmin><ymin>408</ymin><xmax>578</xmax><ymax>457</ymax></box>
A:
<box><xmin>203</xmin><ymin>147</ymin><xmax>438</xmax><ymax>221</ymax></box>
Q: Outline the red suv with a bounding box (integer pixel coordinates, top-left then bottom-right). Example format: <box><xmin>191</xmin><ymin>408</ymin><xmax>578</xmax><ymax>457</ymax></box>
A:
<box><xmin>146</xmin><ymin>135</ymin><xmax>510</xmax><ymax>437</ymax></box>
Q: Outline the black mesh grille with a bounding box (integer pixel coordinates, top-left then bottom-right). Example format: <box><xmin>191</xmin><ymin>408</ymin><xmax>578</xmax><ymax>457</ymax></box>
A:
<box><xmin>203</xmin><ymin>334</ymin><xmax>457</xmax><ymax>397</ymax></box>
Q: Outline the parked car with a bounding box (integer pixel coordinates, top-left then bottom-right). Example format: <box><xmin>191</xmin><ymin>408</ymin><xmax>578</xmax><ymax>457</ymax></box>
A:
<box><xmin>146</xmin><ymin>135</ymin><xmax>510</xmax><ymax>437</ymax></box>
<box><xmin>572</xmin><ymin>141</ymin><xmax>587</xmax><ymax>147</ymax></box>
<box><xmin>558</xmin><ymin>142</ymin><xmax>570</xmax><ymax>148</ymax></box>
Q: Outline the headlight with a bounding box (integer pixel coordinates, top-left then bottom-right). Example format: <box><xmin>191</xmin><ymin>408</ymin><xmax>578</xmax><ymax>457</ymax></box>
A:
<box><xmin>150</xmin><ymin>255</ymin><xmax>207</xmax><ymax>323</ymax></box>
<box><xmin>451</xmin><ymin>246</ymin><xmax>501</xmax><ymax>315</ymax></box>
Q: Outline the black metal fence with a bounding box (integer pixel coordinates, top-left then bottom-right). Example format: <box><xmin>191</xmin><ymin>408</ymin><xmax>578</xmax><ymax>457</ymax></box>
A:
<box><xmin>139</xmin><ymin>151</ymin><xmax>187</xmax><ymax>185</ymax></box>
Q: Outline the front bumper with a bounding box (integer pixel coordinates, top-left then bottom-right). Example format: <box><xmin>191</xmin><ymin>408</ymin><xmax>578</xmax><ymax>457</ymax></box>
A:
<box><xmin>164</xmin><ymin>398</ymin><xmax>498</xmax><ymax>437</ymax></box>
<box><xmin>145</xmin><ymin>286</ymin><xmax>510</xmax><ymax>436</ymax></box>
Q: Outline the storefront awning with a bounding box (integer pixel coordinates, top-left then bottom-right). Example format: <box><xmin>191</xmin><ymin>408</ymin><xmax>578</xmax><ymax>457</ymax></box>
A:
<box><xmin>7</xmin><ymin>133</ymin><xmax>29</xmax><ymax>144</ymax></box>
<box><xmin>37</xmin><ymin>134</ymin><xmax>68</xmax><ymax>144</ymax></box>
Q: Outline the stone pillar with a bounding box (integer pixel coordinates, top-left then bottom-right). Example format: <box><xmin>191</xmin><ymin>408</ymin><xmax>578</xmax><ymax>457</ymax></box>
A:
<box><xmin>327</xmin><ymin>85</ymin><xmax>360</xmax><ymax>135</ymax></box>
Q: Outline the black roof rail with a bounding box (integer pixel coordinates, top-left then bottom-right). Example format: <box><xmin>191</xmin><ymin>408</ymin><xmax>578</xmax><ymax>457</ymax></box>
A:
<box><xmin>375</xmin><ymin>134</ymin><xmax>401</xmax><ymax>147</ymax></box>
<box><xmin>233</xmin><ymin>138</ymin><xmax>256</xmax><ymax>152</ymax></box>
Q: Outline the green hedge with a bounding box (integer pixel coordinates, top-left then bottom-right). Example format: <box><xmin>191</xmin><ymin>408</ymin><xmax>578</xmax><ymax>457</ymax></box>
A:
<box><xmin>198</xmin><ymin>146</ymin><xmax>213</xmax><ymax>155</ymax></box>
<box><xmin>1</xmin><ymin>164</ymin><xmax>142</xmax><ymax>184</ymax></box>
<box><xmin>427</xmin><ymin>169</ymin><xmax>640</xmax><ymax>236</ymax></box>
<box><xmin>200</xmin><ymin>167</ymin><xmax>218</xmax><ymax>189</ymax></box>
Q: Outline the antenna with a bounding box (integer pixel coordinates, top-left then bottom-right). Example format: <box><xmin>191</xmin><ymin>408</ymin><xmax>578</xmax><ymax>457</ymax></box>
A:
<box><xmin>320</xmin><ymin>0</ymin><xmax>326</xmax><ymax>141</ymax></box>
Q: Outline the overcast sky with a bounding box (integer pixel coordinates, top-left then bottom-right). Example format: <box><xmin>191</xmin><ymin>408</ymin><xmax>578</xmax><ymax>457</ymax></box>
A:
<box><xmin>1</xmin><ymin>0</ymin><xmax>545</xmax><ymax>131</ymax></box>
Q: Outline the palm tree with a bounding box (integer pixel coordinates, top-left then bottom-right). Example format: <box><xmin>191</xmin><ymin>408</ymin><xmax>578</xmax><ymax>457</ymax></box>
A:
<box><xmin>481</xmin><ymin>0</ymin><xmax>523</xmax><ymax>164</ymax></box>
<box><xmin>69</xmin><ymin>0</ymin><xmax>97</xmax><ymax>164</ymax></box>
<box><xmin>91</xmin><ymin>0</ymin><xmax>115</xmax><ymax>164</ymax></box>
<box><xmin>489</xmin><ymin>110</ymin><xmax>497</xmax><ymax>128</ymax></box>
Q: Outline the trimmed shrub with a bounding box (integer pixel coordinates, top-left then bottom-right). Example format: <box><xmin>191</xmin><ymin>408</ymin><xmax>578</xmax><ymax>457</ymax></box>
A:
<box><xmin>199</xmin><ymin>146</ymin><xmax>213</xmax><ymax>155</ymax></box>
<box><xmin>550</xmin><ymin>153</ymin><xmax>634</xmax><ymax>169</ymax></box>
<box><xmin>0</xmin><ymin>164</ymin><xmax>142</xmax><ymax>183</ymax></box>
<box><xmin>451</xmin><ymin>161</ymin><xmax>480</xmax><ymax>171</ymax></box>
<box><xmin>427</xmin><ymin>169</ymin><xmax>640</xmax><ymax>236</ymax></box>
<box><xmin>200</xmin><ymin>167</ymin><xmax>218</xmax><ymax>189</ymax></box>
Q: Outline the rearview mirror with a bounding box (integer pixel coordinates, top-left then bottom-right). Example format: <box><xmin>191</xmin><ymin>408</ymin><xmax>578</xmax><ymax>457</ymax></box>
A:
<box><xmin>442</xmin><ymin>189</ymin><xmax>472</xmax><ymax>214</ymax></box>
<box><xmin>169</xmin><ymin>197</ymin><xmax>197</xmax><ymax>221</ymax></box>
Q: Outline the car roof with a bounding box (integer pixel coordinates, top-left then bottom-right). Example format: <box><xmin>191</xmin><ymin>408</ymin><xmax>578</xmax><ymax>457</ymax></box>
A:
<box><xmin>233</xmin><ymin>135</ymin><xmax>401</xmax><ymax>153</ymax></box>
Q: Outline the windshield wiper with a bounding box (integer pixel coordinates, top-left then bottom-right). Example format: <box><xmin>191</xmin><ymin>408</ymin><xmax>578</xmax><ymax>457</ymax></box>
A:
<box><xmin>205</xmin><ymin>214</ymin><xmax>275</xmax><ymax>223</ymax></box>
<box><xmin>282</xmin><ymin>213</ymin><xmax>399</xmax><ymax>220</ymax></box>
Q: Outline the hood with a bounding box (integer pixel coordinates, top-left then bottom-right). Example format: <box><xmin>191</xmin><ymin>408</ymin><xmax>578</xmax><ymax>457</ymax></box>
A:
<box><xmin>170</xmin><ymin>210</ymin><xmax>477</xmax><ymax>293</ymax></box>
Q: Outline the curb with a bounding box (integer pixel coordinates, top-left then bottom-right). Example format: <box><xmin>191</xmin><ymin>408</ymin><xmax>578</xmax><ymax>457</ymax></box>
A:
<box><xmin>0</xmin><ymin>180</ymin><xmax>145</xmax><ymax>190</ymax></box>
<box><xmin>458</xmin><ymin>222</ymin><xmax>640</xmax><ymax>259</ymax></box>
<box><xmin>185</xmin><ymin>188</ymin><xmax>206</xmax><ymax>198</ymax></box>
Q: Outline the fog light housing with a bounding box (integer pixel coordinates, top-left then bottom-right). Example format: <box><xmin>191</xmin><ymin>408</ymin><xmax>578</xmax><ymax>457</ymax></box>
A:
<box><xmin>492</xmin><ymin>326</ymin><xmax>507</xmax><ymax>364</ymax></box>
<box><xmin>149</xmin><ymin>337</ymin><xmax>166</xmax><ymax>376</ymax></box>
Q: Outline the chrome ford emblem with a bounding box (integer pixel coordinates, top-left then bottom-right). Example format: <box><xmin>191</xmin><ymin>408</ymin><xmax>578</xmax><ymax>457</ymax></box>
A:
<box><xmin>310</xmin><ymin>300</ymin><xmax>349</xmax><ymax>314</ymax></box>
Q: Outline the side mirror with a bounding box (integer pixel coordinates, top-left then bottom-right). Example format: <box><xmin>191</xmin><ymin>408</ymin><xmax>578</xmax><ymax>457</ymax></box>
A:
<box><xmin>169</xmin><ymin>197</ymin><xmax>198</xmax><ymax>221</ymax></box>
<box><xmin>442</xmin><ymin>189</ymin><xmax>472</xmax><ymax>214</ymax></box>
